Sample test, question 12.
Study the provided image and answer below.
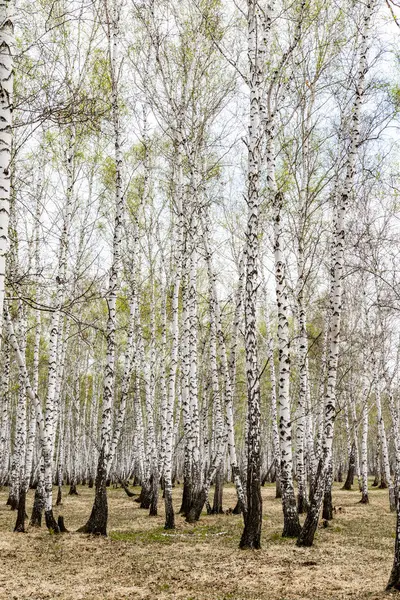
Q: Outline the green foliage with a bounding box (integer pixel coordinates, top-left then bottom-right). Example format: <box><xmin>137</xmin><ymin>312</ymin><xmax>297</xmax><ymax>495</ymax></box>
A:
<box><xmin>100</xmin><ymin>156</ymin><xmax>117</xmax><ymax>191</ymax></box>
<box><xmin>110</xmin><ymin>528</ymin><xmax>175</xmax><ymax>545</ymax></box>
<box><xmin>89</xmin><ymin>49</ymin><xmax>112</xmax><ymax>98</ymax></box>
<box><xmin>390</xmin><ymin>84</ymin><xmax>400</xmax><ymax>112</ymax></box>
<box><xmin>198</xmin><ymin>0</ymin><xmax>224</xmax><ymax>43</ymax></box>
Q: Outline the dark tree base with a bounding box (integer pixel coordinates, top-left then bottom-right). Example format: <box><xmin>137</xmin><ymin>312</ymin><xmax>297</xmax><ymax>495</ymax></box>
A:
<box><xmin>120</xmin><ymin>480</ymin><xmax>135</xmax><ymax>497</ymax></box>
<box><xmin>149</xmin><ymin>475</ymin><xmax>159</xmax><ymax>516</ymax></box>
<box><xmin>209</xmin><ymin>507</ymin><xmax>225</xmax><ymax>515</ymax></box>
<box><xmin>14</xmin><ymin>488</ymin><xmax>26</xmax><ymax>533</ymax></box>
<box><xmin>69</xmin><ymin>484</ymin><xmax>79</xmax><ymax>496</ymax></box>
<box><xmin>282</xmin><ymin>518</ymin><xmax>301</xmax><ymax>538</ymax></box>
<box><xmin>232</xmin><ymin>500</ymin><xmax>242</xmax><ymax>515</ymax></box>
<box><xmin>58</xmin><ymin>516</ymin><xmax>69</xmax><ymax>533</ymax></box>
<box><xmin>297</xmin><ymin>459</ymin><xmax>324</xmax><ymax>547</ymax></box>
<box><xmin>297</xmin><ymin>493</ymin><xmax>308</xmax><ymax>515</ymax></box>
<box><xmin>179</xmin><ymin>477</ymin><xmax>192</xmax><ymax>516</ymax></box>
<box><xmin>186</xmin><ymin>489</ymin><xmax>206</xmax><ymax>523</ymax></box>
<box><xmin>56</xmin><ymin>486</ymin><xmax>62</xmax><ymax>506</ymax></box>
<box><xmin>77</xmin><ymin>492</ymin><xmax>108</xmax><ymax>535</ymax></box>
<box><xmin>211</xmin><ymin>468</ymin><xmax>224</xmax><ymax>515</ymax></box>
<box><xmin>7</xmin><ymin>493</ymin><xmax>18</xmax><ymax>511</ymax></box>
<box><xmin>30</xmin><ymin>486</ymin><xmax>44</xmax><ymax>527</ymax></box>
<box><xmin>78</xmin><ymin>450</ymin><xmax>108</xmax><ymax>536</ymax></box>
<box><xmin>341</xmin><ymin>480</ymin><xmax>353</xmax><ymax>491</ymax></box>
<box><xmin>88</xmin><ymin>477</ymin><xmax>94</xmax><ymax>489</ymax></box>
<box><xmin>282</xmin><ymin>494</ymin><xmax>301</xmax><ymax>538</ymax></box>
<box><xmin>239</xmin><ymin>516</ymin><xmax>262</xmax><ymax>550</ymax></box>
<box><xmin>322</xmin><ymin>487</ymin><xmax>333</xmax><ymax>521</ymax></box>
<box><xmin>138</xmin><ymin>482</ymin><xmax>152</xmax><ymax>509</ymax></box>
<box><xmin>45</xmin><ymin>510</ymin><xmax>60</xmax><ymax>533</ymax></box>
<box><xmin>342</xmin><ymin>444</ymin><xmax>355</xmax><ymax>490</ymax></box>
<box><xmin>296</xmin><ymin>512</ymin><xmax>319</xmax><ymax>547</ymax></box>
<box><xmin>164</xmin><ymin>490</ymin><xmax>175</xmax><ymax>530</ymax></box>
<box><xmin>275</xmin><ymin>477</ymin><xmax>282</xmax><ymax>499</ymax></box>
<box><xmin>360</xmin><ymin>493</ymin><xmax>369</xmax><ymax>504</ymax></box>
<box><xmin>239</xmin><ymin>477</ymin><xmax>262</xmax><ymax>550</ymax></box>
<box><xmin>386</xmin><ymin>574</ymin><xmax>400</xmax><ymax>591</ymax></box>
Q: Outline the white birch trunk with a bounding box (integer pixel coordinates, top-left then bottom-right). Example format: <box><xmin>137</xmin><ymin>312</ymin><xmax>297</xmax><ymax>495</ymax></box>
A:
<box><xmin>298</xmin><ymin>0</ymin><xmax>374</xmax><ymax>545</ymax></box>
<box><xmin>0</xmin><ymin>0</ymin><xmax>14</xmax><ymax>344</ymax></box>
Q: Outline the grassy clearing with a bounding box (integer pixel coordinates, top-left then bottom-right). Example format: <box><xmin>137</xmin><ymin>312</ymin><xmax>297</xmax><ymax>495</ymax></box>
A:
<box><xmin>0</xmin><ymin>481</ymin><xmax>397</xmax><ymax>599</ymax></box>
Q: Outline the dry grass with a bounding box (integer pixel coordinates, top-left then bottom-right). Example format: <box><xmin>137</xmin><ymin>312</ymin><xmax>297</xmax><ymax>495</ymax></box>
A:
<box><xmin>0</xmin><ymin>481</ymin><xmax>397</xmax><ymax>600</ymax></box>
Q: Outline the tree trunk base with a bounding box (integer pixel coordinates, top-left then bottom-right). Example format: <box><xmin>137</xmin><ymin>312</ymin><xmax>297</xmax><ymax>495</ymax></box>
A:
<box><xmin>275</xmin><ymin>477</ymin><xmax>282</xmax><ymax>499</ymax></box>
<box><xmin>179</xmin><ymin>477</ymin><xmax>192</xmax><ymax>516</ymax></box>
<box><xmin>77</xmin><ymin>490</ymin><xmax>108</xmax><ymax>536</ymax></box>
<box><xmin>45</xmin><ymin>510</ymin><xmax>60</xmax><ymax>533</ymax></box>
<box><xmin>14</xmin><ymin>488</ymin><xmax>26</xmax><ymax>533</ymax></box>
<box><xmin>58</xmin><ymin>516</ymin><xmax>69</xmax><ymax>533</ymax></box>
<box><xmin>69</xmin><ymin>484</ymin><xmax>79</xmax><ymax>496</ymax></box>
<box><xmin>297</xmin><ymin>493</ymin><xmax>308</xmax><ymax>515</ymax></box>
<box><xmin>7</xmin><ymin>493</ymin><xmax>18</xmax><ymax>511</ymax></box>
<box><xmin>149</xmin><ymin>474</ymin><xmax>158</xmax><ymax>516</ymax></box>
<box><xmin>282</xmin><ymin>494</ymin><xmax>301</xmax><ymax>538</ymax></box>
<box><xmin>164</xmin><ymin>488</ymin><xmax>175</xmax><ymax>530</ymax></box>
<box><xmin>119</xmin><ymin>479</ymin><xmax>135</xmax><ymax>497</ymax></box>
<box><xmin>137</xmin><ymin>482</ymin><xmax>152</xmax><ymax>509</ymax></box>
<box><xmin>186</xmin><ymin>489</ymin><xmax>206</xmax><ymax>523</ymax></box>
<box><xmin>296</xmin><ymin>512</ymin><xmax>319</xmax><ymax>547</ymax></box>
<box><xmin>239</xmin><ymin>481</ymin><xmax>262</xmax><ymax>549</ymax></box>
<box><xmin>322</xmin><ymin>488</ymin><xmax>333</xmax><ymax>521</ymax></box>
<box><xmin>282</xmin><ymin>519</ymin><xmax>302</xmax><ymax>538</ymax></box>
<box><xmin>78</xmin><ymin>450</ymin><xmax>108</xmax><ymax>536</ymax></box>
<box><xmin>30</xmin><ymin>486</ymin><xmax>44</xmax><ymax>527</ymax></box>
<box><xmin>211</xmin><ymin>468</ymin><xmax>224</xmax><ymax>515</ymax></box>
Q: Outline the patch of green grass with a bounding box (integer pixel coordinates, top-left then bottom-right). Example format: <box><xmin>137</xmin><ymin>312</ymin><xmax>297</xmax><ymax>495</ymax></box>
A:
<box><xmin>157</xmin><ymin>582</ymin><xmax>170</xmax><ymax>592</ymax></box>
<box><xmin>110</xmin><ymin>527</ymin><xmax>174</xmax><ymax>545</ymax></box>
<box><xmin>110</xmin><ymin>522</ymin><xmax>235</xmax><ymax>546</ymax></box>
<box><xmin>269</xmin><ymin>531</ymin><xmax>294</xmax><ymax>543</ymax></box>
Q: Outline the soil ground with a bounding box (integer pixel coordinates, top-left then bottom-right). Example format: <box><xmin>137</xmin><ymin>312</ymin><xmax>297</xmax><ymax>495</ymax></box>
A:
<box><xmin>0</xmin><ymin>481</ymin><xmax>397</xmax><ymax>600</ymax></box>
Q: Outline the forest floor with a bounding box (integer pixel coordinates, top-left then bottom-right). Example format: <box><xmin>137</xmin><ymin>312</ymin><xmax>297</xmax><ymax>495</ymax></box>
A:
<box><xmin>0</xmin><ymin>481</ymin><xmax>397</xmax><ymax>600</ymax></box>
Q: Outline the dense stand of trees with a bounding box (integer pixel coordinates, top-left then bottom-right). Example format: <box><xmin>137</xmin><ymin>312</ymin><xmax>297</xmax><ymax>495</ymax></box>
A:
<box><xmin>1</xmin><ymin>0</ymin><xmax>400</xmax><ymax>591</ymax></box>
